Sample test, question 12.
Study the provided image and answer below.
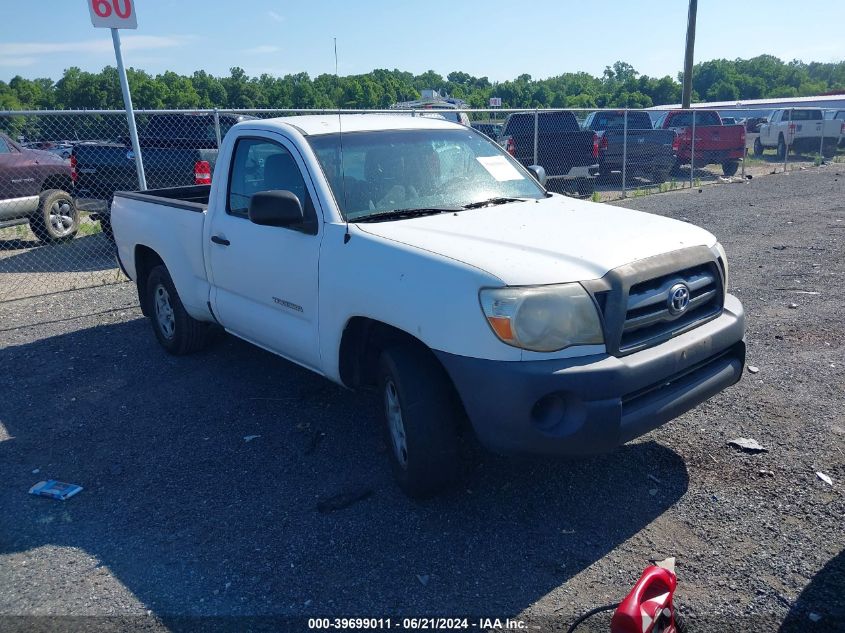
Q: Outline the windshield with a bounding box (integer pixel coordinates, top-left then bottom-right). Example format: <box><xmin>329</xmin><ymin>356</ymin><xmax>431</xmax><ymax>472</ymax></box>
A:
<box><xmin>308</xmin><ymin>129</ymin><xmax>545</xmax><ymax>221</ymax></box>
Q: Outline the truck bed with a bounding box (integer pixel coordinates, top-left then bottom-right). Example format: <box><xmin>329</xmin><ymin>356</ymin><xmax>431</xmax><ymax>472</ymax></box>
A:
<box><xmin>114</xmin><ymin>184</ymin><xmax>211</xmax><ymax>212</ymax></box>
<box><xmin>112</xmin><ymin>184</ymin><xmax>212</xmax><ymax>321</ymax></box>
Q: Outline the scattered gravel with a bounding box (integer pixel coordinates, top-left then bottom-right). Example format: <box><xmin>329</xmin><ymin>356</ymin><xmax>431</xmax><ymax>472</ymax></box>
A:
<box><xmin>0</xmin><ymin>168</ymin><xmax>842</xmax><ymax>632</ymax></box>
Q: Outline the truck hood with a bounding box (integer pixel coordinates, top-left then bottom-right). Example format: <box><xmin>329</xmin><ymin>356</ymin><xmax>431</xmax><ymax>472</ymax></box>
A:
<box><xmin>355</xmin><ymin>194</ymin><xmax>716</xmax><ymax>285</ymax></box>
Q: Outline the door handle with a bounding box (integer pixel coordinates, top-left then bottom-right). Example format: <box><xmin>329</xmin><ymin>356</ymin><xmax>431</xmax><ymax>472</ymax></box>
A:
<box><xmin>210</xmin><ymin>235</ymin><xmax>230</xmax><ymax>246</ymax></box>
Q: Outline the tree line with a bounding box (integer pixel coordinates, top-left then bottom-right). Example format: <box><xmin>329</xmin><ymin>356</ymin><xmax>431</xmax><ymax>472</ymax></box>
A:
<box><xmin>1</xmin><ymin>55</ymin><xmax>843</xmax><ymax>112</ymax></box>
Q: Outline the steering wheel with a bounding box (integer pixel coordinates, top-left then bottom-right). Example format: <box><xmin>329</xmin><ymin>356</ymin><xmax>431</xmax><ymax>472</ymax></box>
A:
<box><xmin>438</xmin><ymin>175</ymin><xmax>471</xmax><ymax>192</ymax></box>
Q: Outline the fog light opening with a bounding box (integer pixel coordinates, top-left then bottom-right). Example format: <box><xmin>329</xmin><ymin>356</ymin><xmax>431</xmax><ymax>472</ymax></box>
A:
<box><xmin>531</xmin><ymin>394</ymin><xmax>567</xmax><ymax>433</ymax></box>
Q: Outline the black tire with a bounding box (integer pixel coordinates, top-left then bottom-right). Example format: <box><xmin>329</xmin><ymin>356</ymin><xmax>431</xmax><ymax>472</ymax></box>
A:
<box><xmin>377</xmin><ymin>344</ymin><xmax>461</xmax><ymax>498</ymax></box>
<box><xmin>821</xmin><ymin>142</ymin><xmax>836</xmax><ymax>159</ymax></box>
<box><xmin>576</xmin><ymin>178</ymin><xmax>595</xmax><ymax>197</ymax></box>
<box><xmin>99</xmin><ymin>218</ymin><xmax>114</xmax><ymax>240</ymax></box>
<box><xmin>753</xmin><ymin>137</ymin><xmax>764</xmax><ymax>156</ymax></box>
<box><xmin>669</xmin><ymin>159</ymin><xmax>684</xmax><ymax>176</ymax></box>
<box><xmin>777</xmin><ymin>135</ymin><xmax>786</xmax><ymax>160</ymax></box>
<box><xmin>29</xmin><ymin>189</ymin><xmax>79</xmax><ymax>243</ymax></box>
<box><xmin>146</xmin><ymin>265</ymin><xmax>211</xmax><ymax>355</ymax></box>
<box><xmin>722</xmin><ymin>160</ymin><xmax>739</xmax><ymax>177</ymax></box>
<box><xmin>651</xmin><ymin>168</ymin><xmax>669</xmax><ymax>184</ymax></box>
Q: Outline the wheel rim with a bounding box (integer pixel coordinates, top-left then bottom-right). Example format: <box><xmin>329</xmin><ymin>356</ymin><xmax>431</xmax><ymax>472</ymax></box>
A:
<box><xmin>384</xmin><ymin>379</ymin><xmax>408</xmax><ymax>468</ymax></box>
<box><xmin>48</xmin><ymin>198</ymin><xmax>75</xmax><ymax>236</ymax></box>
<box><xmin>153</xmin><ymin>283</ymin><xmax>176</xmax><ymax>340</ymax></box>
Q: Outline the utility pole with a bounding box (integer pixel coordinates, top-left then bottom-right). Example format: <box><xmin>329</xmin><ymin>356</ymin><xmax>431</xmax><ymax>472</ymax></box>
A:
<box><xmin>681</xmin><ymin>0</ymin><xmax>698</xmax><ymax>109</ymax></box>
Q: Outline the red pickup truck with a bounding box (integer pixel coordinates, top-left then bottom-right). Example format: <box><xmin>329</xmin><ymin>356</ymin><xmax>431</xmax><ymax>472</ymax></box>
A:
<box><xmin>653</xmin><ymin>110</ymin><xmax>746</xmax><ymax>177</ymax></box>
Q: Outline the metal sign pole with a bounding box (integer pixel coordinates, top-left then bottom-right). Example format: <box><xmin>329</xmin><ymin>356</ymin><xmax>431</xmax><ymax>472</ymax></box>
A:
<box><xmin>111</xmin><ymin>27</ymin><xmax>146</xmax><ymax>190</ymax></box>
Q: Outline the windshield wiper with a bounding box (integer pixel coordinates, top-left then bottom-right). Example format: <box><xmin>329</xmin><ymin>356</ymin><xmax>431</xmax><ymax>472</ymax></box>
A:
<box><xmin>462</xmin><ymin>196</ymin><xmax>527</xmax><ymax>209</ymax></box>
<box><xmin>354</xmin><ymin>207</ymin><xmax>460</xmax><ymax>223</ymax></box>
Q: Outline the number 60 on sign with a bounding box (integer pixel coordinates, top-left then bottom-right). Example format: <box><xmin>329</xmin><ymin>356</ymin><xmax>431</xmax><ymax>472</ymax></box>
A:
<box><xmin>87</xmin><ymin>0</ymin><xmax>137</xmax><ymax>29</ymax></box>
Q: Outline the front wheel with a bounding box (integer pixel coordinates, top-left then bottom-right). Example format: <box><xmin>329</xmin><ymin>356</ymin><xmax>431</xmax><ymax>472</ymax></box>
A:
<box><xmin>378</xmin><ymin>345</ymin><xmax>462</xmax><ymax>498</ymax></box>
<box><xmin>30</xmin><ymin>189</ymin><xmax>79</xmax><ymax>243</ymax></box>
<box><xmin>722</xmin><ymin>160</ymin><xmax>739</xmax><ymax>177</ymax></box>
<box><xmin>777</xmin><ymin>136</ymin><xmax>787</xmax><ymax>160</ymax></box>
<box><xmin>753</xmin><ymin>137</ymin><xmax>763</xmax><ymax>156</ymax></box>
<box><xmin>146</xmin><ymin>265</ymin><xmax>212</xmax><ymax>355</ymax></box>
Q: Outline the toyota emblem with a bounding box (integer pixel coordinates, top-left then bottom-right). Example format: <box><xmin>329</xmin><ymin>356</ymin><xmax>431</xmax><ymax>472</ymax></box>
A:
<box><xmin>667</xmin><ymin>283</ymin><xmax>690</xmax><ymax>315</ymax></box>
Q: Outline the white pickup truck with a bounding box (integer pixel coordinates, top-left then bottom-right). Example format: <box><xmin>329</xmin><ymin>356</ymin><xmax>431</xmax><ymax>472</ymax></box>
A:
<box><xmin>112</xmin><ymin>115</ymin><xmax>746</xmax><ymax>497</ymax></box>
<box><xmin>754</xmin><ymin>108</ymin><xmax>844</xmax><ymax>158</ymax></box>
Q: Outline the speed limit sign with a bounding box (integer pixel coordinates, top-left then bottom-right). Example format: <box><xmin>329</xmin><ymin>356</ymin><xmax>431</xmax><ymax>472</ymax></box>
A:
<box><xmin>88</xmin><ymin>0</ymin><xmax>137</xmax><ymax>29</ymax></box>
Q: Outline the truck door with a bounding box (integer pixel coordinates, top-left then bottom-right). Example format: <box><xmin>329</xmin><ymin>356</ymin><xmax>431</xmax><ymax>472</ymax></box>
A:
<box><xmin>206</xmin><ymin>132</ymin><xmax>323</xmax><ymax>371</ymax></box>
<box><xmin>0</xmin><ymin>136</ymin><xmax>38</xmax><ymax>220</ymax></box>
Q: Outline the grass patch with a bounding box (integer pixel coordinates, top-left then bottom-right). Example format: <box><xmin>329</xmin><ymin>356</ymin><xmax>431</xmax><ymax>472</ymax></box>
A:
<box><xmin>77</xmin><ymin>221</ymin><xmax>103</xmax><ymax>236</ymax></box>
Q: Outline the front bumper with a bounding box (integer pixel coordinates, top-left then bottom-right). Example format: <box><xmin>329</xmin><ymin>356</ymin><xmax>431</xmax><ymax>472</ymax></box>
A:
<box><xmin>436</xmin><ymin>294</ymin><xmax>745</xmax><ymax>456</ymax></box>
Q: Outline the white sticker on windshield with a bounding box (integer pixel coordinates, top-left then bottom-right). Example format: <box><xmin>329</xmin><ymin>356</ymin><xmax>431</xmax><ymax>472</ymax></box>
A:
<box><xmin>476</xmin><ymin>155</ymin><xmax>524</xmax><ymax>181</ymax></box>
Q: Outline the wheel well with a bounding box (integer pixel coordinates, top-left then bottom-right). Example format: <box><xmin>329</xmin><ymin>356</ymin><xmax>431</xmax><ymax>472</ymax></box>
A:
<box><xmin>41</xmin><ymin>174</ymin><xmax>73</xmax><ymax>194</ymax></box>
<box><xmin>134</xmin><ymin>245</ymin><xmax>165</xmax><ymax>317</ymax></box>
<box><xmin>338</xmin><ymin>317</ymin><xmax>433</xmax><ymax>389</ymax></box>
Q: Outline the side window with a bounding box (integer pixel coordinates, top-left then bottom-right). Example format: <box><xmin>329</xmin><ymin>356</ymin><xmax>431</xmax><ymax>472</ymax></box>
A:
<box><xmin>227</xmin><ymin>137</ymin><xmax>314</xmax><ymax>225</ymax></box>
<box><xmin>0</xmin><ymin>137</ymin><xmax>11</xmax><ymax>153</ymax></box>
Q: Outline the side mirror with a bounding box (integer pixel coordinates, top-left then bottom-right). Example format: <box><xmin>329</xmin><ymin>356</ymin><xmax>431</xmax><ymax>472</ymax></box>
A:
<box><xmin>248</xmin><ymin>190</ymin><xmax>304</xmax><ymax>227</ymax></box>
<box><xmin>527</xmin><ymin>165</ymin><xmax>547</xmax><ymax>187</ymax></box>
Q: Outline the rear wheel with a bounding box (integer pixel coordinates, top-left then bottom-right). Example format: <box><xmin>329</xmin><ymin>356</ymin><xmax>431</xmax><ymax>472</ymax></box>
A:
<box><xmin>377</xmin><ymin>344</ymin><xmax>462</xmax><ymax>498</ymax></box>
<box><xmin>97</xmin><ymin>216</ymin><xmax>113</xmax><ymax>240</ymax></box>
<box><xmin>753</xmin><ymin>137</ymin><xmax>763</xmax><ymax>156</ymax></box>
<box><xmin>576</xmin><ymin>178</ymin><xmax>595</xmax><ymax>197</ymax></box>
<box><xmin>146</xmin><ymin>265</ymin><xmax>212</xmax><ymax>355</ymax></box>
<box><xmin>651</xmin><ymin>168</ymin><xmax>669</xmax><ymax>184</ymax></box>
<box><xmin>777</xmin><ymin>135</ymin><xmax>787</xmax><ymax>160</ymax></box>
<box><xmin>722</xmin><ymin>160</ymin><xmax>739</xmax><ymax>177</ymax></box>
<box><xmin>30</xmin><ymin>189</ymin><xmax>79</xmax><ymax>243</ymax></box>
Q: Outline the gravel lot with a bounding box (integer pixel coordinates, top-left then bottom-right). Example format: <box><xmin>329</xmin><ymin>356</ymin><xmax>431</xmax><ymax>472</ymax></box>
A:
<box><xmin>1</xmin><ymin>167</ymin><xmax>843</xmax><ymax>632</ymax></box>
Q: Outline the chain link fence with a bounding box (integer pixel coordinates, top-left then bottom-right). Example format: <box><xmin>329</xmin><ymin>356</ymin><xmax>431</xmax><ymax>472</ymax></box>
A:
<box><xmin>1</xmin><ymin>106</ymin><xmax>843</xmax><ymax>305</ymax></box>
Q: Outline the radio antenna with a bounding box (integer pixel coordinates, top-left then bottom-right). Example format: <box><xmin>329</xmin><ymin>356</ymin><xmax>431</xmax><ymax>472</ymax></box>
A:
<box><xmin>335</xmin><ymin>37</ymin><xmax>350</xmax><ymax>244</ymax></box>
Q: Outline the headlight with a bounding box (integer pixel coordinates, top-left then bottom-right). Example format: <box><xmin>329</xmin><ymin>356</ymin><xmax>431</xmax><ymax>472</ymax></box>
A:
<box><xmin>479</xmin><ymin>283</ymin><xmax>604</xmax><ymax>352</ymax></box>
<box><xmin>714</xmin><ymin>242</ymin><xmax>729</xmax><ymax>291</ymax></box>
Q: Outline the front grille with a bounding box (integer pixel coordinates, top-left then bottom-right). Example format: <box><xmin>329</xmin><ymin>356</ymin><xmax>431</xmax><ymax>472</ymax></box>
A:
<box><xmin>619</xmin><ymin>263</ymin><xmax>723</xmax><ymax>352</ymax></box>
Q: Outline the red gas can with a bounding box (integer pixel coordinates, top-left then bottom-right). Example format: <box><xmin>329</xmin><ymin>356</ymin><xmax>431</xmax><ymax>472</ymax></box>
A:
<box><xmin>611</xmin><ymin>558</ymin><xmax>679</xmax><ymax>633</ymax></box>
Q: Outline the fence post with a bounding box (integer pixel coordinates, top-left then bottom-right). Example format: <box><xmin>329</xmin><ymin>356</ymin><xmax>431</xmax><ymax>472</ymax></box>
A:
<box><xmin>622</xmin><ymin>109</ymin><xmax>628</xmax><ymax>198</ymax></box>
<box><xmin>784</xmin><ymin>108</ymin><xmax>792</xmax><ymax>174</ymax></box>
<box><xmin>533</xmin><ymin>108</ymin><xmax>539</xmax><ymax>166</ymax></box>
<box><xmin>690</xmin><ymin>108</ymin><xmax>696</xmax><ymax>189</ymax></box>
<box><xmin>819</xmin><ymin>117</ymin><xmax>825</xmax><ymax>167</ymax></box>
<box><xmin>213</xmin><ymin>108</ymin><xmax>222</xmax><ymax>149</ymax></box>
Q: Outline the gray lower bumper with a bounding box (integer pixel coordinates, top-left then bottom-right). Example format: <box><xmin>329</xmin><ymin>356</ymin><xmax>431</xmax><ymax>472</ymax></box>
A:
<box><xmin>436</xmin><ymin>294</ymin><xmax>745</xmax><ymax>456</ymax></box>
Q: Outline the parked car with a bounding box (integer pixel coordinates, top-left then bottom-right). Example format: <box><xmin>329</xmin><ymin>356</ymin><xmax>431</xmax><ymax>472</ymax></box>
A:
<box><xmin>0</xmin><ymin>132</ymin><xmax>78</xmax><ymax>242</ymax></box>
<box><xmin>582</xmin><ymin>110</ymin><xmax>678</xmax><ymax>183</ymax></box>
<box><xmin>499</xmin><ymin>111</ymin><xmax>599</xmax><ymax>196</ymax></box>
<box><xmin>755</xmin><ymin>109</ymin><xmax>843</xmax><ymax>158</ymax></box>
<box><xmin>743</xmin><ymin>116</ymin><xmax>768</xmax><ymax>133</ymax></box>
<box><xmin>73</xmin><ymin>112</ymin><xmax>256</xmax><ymax>235</ymax></box>
<box><xmin>471</xmin><ymin>121</ymin><xmax>503</xmax><ymax>141</ymax></box>
<box><xmin>22</xmin><ymin>140</ymin><xmax>74</xmax><ymax>160</ymax></box>
<box><xmin>720</xmin><ymin>117</ymin><xmax>738</xmax><ymax>126</ymax></box>
<box><xmin>653</xmin><ymin>110</ymin><xmax>746</xmax><ymax>176</ymax></box>
<box><xmin>112</xmin><ymin>114</ymin><xmax>745</xmax><ymax>498</ymax></box>
<box><xmin>824</xmin><ymin>109</ymin><xmax>845</xmax><ymax>149</ymax></box>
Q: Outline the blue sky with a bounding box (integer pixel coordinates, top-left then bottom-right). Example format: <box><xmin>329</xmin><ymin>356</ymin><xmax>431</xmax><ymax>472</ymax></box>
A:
<box><xmin>1</xmin><ymin>0</ymin><xmax>844</xmax><ymax>82</ymax></box>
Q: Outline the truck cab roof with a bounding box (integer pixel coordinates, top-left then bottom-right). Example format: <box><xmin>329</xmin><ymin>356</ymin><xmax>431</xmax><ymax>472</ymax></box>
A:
<box><xmin>235</xmin><ymin>114</ymin><xmax>464</xmax><ymax>137</ymax></box>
